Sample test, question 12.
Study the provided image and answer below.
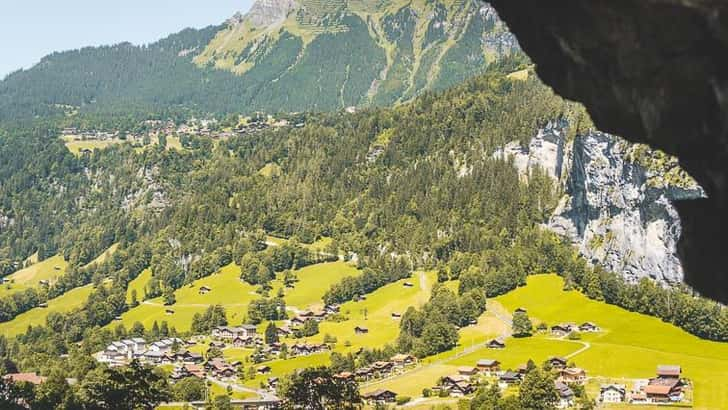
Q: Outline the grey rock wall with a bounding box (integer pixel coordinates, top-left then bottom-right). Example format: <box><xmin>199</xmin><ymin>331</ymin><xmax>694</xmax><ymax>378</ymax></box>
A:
<box><xmin>498</xmin><ymin>122</ymin><xmax>702</xmax><ymax>284</ymax></box>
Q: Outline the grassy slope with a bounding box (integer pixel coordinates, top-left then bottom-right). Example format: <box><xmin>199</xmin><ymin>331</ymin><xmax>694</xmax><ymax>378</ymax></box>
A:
<box><xmin>265</xmin><ymin>235</ymin><xmax>333</xmax><ymax>253</ymax></box>
<box><xmin>64</xmin><ymin>140</ymin><xmax>121</xmax><ymax>155</ymax></box>
<box><xmin>306</xmin><ymin>271</ymin><xmax>435</xmax><ymax>351</ymax></box>
<box><xmin>84</xmin><ymin>243</ymin><xmax>119</xmax><ymax>268</ymax></box>
<box><xmin>118</xmin><ymin>260</ymin><xmax>360</xmax><ymax>333</ymax></box>
<box><xmin>274</xmin><ymin>261</ymin><xmax>360</xmax><ymax>310</ymax></box>
<box><xmin>239</xmin><ymin>270</ymin><xmax>436</xmax><ymax>389</ymax></box>
<box><xmin>0</xmin><ymin>254</ymin><xmax>68</xmax><ymax>296</ymax></box>
<box><xmin>126</xmin><ymin>268</ymin><xmax>153</xmax><ymax>303</ymax></box>
<box><xmin>497</xmin><ymin>275</ymin><xmax>728</xmax><ymax>409</ymax></box>
<box><xmin>0</xmin><ymin>284</ymin><xmax>94</xmax><ymax>336</ymax></box>
<box><xmin>116</xmin><ymin>263</ymin><xmax>256</xmax><ymax>332</ymax></box>
<box><xmin>370</xmin><ymin>275</ymin><xmax>728</xmax><ymax>408</ymax></box>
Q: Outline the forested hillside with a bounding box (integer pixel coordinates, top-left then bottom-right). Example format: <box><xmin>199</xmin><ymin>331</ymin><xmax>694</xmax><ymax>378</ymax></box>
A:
<box><xmin>0</xmin><ymin>0</ymin><xmax>525</xmax><ymax>123</ymax></box>
<box><xmin>0</xmin><ymin>58</ymin><xmax>726</xmax><ymax>408</ymax></box>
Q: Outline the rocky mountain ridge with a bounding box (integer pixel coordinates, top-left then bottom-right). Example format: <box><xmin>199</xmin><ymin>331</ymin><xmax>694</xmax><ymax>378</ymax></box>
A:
<box><xmin>498</xmin><ymin>120</ymin><xmax>703</xmax><ymax>284</ymax></box>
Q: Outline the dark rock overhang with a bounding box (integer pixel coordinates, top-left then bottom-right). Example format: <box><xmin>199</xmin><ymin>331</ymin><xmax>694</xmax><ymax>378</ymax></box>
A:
<box><xmin>487</xmin><ymin>0</ymin><xmax>728</xmax><ymax>303</ymax></box>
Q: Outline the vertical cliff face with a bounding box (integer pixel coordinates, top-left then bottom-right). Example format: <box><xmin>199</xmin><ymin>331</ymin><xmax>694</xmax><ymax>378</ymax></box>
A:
<box><xmin>499</xmin><ymin>123</ymin><xmax>703</xmax><ymax>284</ymax></box>
<box><xmin>550</xmin><ymin>132</ymin><xmax>703</xmax><ymax>283</ymax></box>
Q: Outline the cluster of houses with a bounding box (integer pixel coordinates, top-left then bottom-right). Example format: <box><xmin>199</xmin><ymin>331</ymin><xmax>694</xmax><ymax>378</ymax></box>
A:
<box><xmin>361</xmin><ymin>389</ymin><xmax>398</xmax><ymax>405</ymax></box>
<box><xmin>335</xmin><ymin>354</ymin><xmax>417</xmax><ymax>385</ymax></box>
<box><xmin>550</xmin><ymin>322</ymin><xmax>600</xmax><ymax>336</ymax></box>
<box><xmin>61</xmin><ymin>114</ymin><xmax>303</xmax><ymax>152</ymax></box>
<box><xmin>493</xmin><ymin>357</ymin><xmax>586</xmax><ymax>408</ymax></box>
<box><xmin>288</xmin><ymin>304</ymin><xmax>341</xmax><ymax>327</ymax></box>
<box><xmin>432</xmin><ymin>361</ymin><xmax>505</xmax><ymax>397</ymax></box>
<box><xmin>599</xmin><ymin>365</ymin><xmax>687</xmax><ymax>405</ymax></box>
<box><xmin>96</xmin><ymin>337</ymin><xmax>201</xmax><ymax>366</ymax></box>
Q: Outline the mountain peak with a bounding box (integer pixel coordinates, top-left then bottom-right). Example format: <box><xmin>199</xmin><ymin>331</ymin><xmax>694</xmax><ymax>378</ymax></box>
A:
<box><xmin>244</xmin><ymin>0</ymin><xmax>298</xmax><ymax>27</ymax></box>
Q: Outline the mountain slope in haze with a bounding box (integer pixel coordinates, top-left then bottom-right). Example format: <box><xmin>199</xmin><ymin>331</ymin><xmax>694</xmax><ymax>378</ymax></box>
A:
<box><xmin>0</xmin><ymin>0</ymin><xmax>523</xmax><ymax>122</ymax></box>
<box><xmin>196</xmin><ymin>0</ymin><xmax>521</xmax><ymax>106</ymax></box>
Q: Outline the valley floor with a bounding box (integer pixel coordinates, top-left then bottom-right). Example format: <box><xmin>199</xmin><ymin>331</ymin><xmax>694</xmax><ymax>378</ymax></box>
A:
<box><xmin>180</xmin><ymin>273</ymin><xmax>726</xmax><ymax>409</ymax></box>
<box><xmin>6</xmin><ymin>253</ymin><xmax>724</xmax><ymax>409</ymax></box>
<box><xmin>361</xmin><ymin>275</ymin><xmax>728</xmax><ymax>409</ymax></box>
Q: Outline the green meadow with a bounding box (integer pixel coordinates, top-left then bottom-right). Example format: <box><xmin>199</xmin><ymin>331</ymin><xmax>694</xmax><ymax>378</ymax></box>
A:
<box><xmin>64</xmin><ymin>139</ymin><xmax>121</xmax><ymax>155</ymax></box>
<box><xmin>273</xmin><ymin>260</ymin><xmax>360</xmax><ymax>310</ymax></box>
<box><xmin>265</xmin><ymin>235</ymin><xmax>335</xmax><ymax>253</ymax></box>
<box><xmin>300</xmin><ymin>271</ymin><xmax>435</xmax><ymax>351</ymax></box>
<box><xmin>0</xmin><ymin>254</ymin><xmax>68</xmax><ymax>296</ymax></box>
<box><xmin>369</xmin><ymin>275</ymin><xmax>728</xmax><ymax>409</ymax></box>
<box><xmin>200</xmin><ymin>270</ymin><xmax>436</xmax><ymax>389</ymax></box>
<box><xmin>496</xmin><ymin>274</ymin><xmax>728</xmax><ymax>409</ymax></box>
<box><xmin>115</xmin><ymin>263</ymin><xmax>256</xmax><ymax>332</ymax></box>
<box><xmin>126</xmin><ymin>268</ymin><xmax>153</xmax><ymax>303</ymax></box>
<box><xmin>84</xmin><ymin>243</ymin><xmax>119</xmax><ymax>268</ymax></box>
<box><xmin>118</xmin><ymin>260</ymin><xmax>360</xmax><ymax>333</ymax></box>
<box><xmin>0</xmin><ymin>284</ymin><xmax>94</xmax><ymax>336</ymax></box>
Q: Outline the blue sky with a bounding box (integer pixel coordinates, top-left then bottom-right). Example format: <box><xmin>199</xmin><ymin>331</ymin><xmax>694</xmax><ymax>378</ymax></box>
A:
<box><xmin>0</xmin><ymin>0</ymin><xmax>254</xmax><ymax>79</ymax></box>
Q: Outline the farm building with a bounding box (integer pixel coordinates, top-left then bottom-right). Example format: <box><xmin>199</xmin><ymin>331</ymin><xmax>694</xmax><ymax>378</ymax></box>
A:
<box><xmin>362</xmin><ymin>389</ymin><xmax>397</xmax><ymax>405</ymax></box>
<box><xmin>476</xmin><ymin>359</ymin><xmax>501</xmax><ymax>374</ymax></box>
<box><xmin>486</xmin><ymin>339</ymin><xmax>506</xmax><ymax>349</ymax></box>
<box><xmin>558</xmin><ymin>367</ymin><xmax>586</xmax><ymax>384</ymax></box>
<box><xmin>600</xmin><ymin>384</ymin><xmax>626</xmax><ymax>403</ymax></box>
<box><xmin>546</xmin><ymin>356</ymin><xmax>568</xmax><ymax>369</ymax></box>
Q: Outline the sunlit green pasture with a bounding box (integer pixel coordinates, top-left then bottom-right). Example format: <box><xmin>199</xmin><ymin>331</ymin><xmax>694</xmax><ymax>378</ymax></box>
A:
<box><xmin>0</xmin><ymin>254</ymin><xmax>68</xmax><ymax>296</ymax></box>
<box><xmin>115</xmin><ymin>263</ymin><xmax>255</xmax><ymax>332</ymax></box>
<box><xmin>0</xmin><ymin>284</ymin><xmax>94</xmax><ymax>336</ymax></box>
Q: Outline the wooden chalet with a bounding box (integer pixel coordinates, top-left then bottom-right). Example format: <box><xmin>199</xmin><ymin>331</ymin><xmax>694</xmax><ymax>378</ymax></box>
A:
<box><xmin>499</xmin><ymin>371</ymin><xmax>522</xmax><ymax>385</ymax></box>
<box><xmin>551</xmin><ymin>323</ymin><xmax>575</xmax><ymax>336</ymax></box>
<box><xmin>391</xmin><ymin>354</ymin><xmax>416</xmax><ymax>367</ymax></box>
<box><xmin>324</xmin><ymin>304</ymin><xmax>341</xmax><ymax>314</ymax></box>
<box><xmin>209</xmin><ymin>341</ymin><xmax>226</xmax><ymax>349</ymax></box>
<box><xmin>289</xmin><ymin>343</ymin><xmax>329</xmax><ymax>357</ymax></box>
<box><xmin>198</xmin><ymin>286</ymin><xmax>212</xmax><ymax>295</ymax></box>
<box><xmin>354</xmin><ymin>326</ymin><xmax>369</xmax><ymax>335</ymax></box>
<box><xmin>600</xmin><ymin>384</ymin><xmax>626</xmax><ymax>403</ymax></box>
<box><xmin>578</xmin><ymin>322</ymin><xmax>600</xmax><ymax>332</ymax></box>
<box><xmin>355</xmin><ymin>367</ymin><xmax>374</xmax><ymax>380</ymax></box>
<box><xmin>656</xmin><ymin>365</ymin><xmax>682</xmax><ymax>379</ymax></box>
<box><xmin>371</xmin><ymin>361</ymin><xmax>395</xmax><ymax>376</ymax></box>
<box><xmin>362</xmin><ymin>389</ymin><xmax>397</xmax><ymax>405</ymax></box>
<box><xmin>547</xmin><ymin>356</ymin><xmax>568</xmax><ymax>369</ymax></box>
<box><xmin>211</xmin><ymin>325</ymin><xmax>257</xmax><ymax>340</ymax></box>
<box><xmin>334</xmin><ymin>372</ymin><xmax>355</xmax><ymax>381</ymax></box>
<box><xmin>290</xmin><ymin>316</ymin><xmax>306</xmax><ymax>326</ymax></box>
<box><xmin>644</xmin><ymin>379</ymin><xmax>684</xmax><ymax>403</ymax></box>
<box><xmin>555</xmin><ymin>381</ymin><xmax>575</xmax><ymax>408</ymax></box>
<box><xmin>558</xmin><ymin>367</ymin><xmax>586</xmax><ymax>384</ymax></box>
<box><xmin>257</xmin><ymin>365</ymin><xmax>272</xmax><ymax>375</ymax></box>
<box><xmin>476</xmin><ymin>359</ymin><xmax>501</xmax><ymax>374</ymax></box>
<box><xmin>205</xmin><ymin>360</ymin><xmax>236</xmax><ymax>379</ymax></box>
<box><xmin>232</xmin><ymin>336</ymin><xmax>255</xmax><ymax>348</ymax></box>
<box><xmin>457</xmin><ymin>366</ymin><xmax>479</xmax><ymax>377</ymax></box>
<box><xmin>440</xmin><ymin>375</ymin><xmax>475</xmax><ymax>397</ymax></box>
<box><xmin>486</xmin><ymin>339</ymin><xmax>506</xmax><ymax>349</ymax></box>
<box><xmin>172</xmin><ymin>350</ymin><xmax>203</xmax><ymax>364</ymax></box>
